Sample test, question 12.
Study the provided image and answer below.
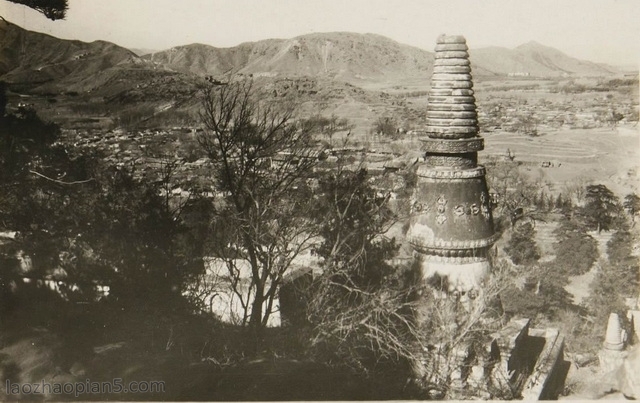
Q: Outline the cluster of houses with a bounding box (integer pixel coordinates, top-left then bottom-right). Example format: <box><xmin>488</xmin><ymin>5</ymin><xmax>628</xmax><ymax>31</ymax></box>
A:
<box><xmin>477</xmin><ymin>92</ymin><xmax>637</xmax><ymax>134</ymax></box>
<box><xmin>60</xmin><ymin>127</ymin><xmax>213</xmax><ymax>185</ymax></box>
<box><xmin>55</xmin><ymin>131</ymin><xmax>425</xmax><ymax>239</ymax></box>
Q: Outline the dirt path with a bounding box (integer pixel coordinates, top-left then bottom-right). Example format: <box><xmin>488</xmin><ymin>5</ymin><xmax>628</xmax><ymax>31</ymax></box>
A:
<box><xmin>535</xmin><ymin>221</ymin><xmax>558</xmax><ymax>263</ymax></box>
<box><xmin>565</xmin><ymin>266</ymin><xmax>598</xmax><ymax>305</ymax></box>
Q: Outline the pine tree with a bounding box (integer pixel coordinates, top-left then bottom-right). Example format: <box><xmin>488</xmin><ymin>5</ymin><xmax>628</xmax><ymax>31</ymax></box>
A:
<box><xmin>623</xmin><ymin>193</ymin><xmax>640</xmax><ymax>217</ymax></box>
<box><xmin>553</xmin><ymin>216</ymin><xmax>598</xmax><ymax>276</ymax></box>
<box><xmin>563</xmin><ymin>195</ymin><xmax>573</xmax><ymax>211</ymax></box>
<box><xmin>555</xmin><ymin>193</ymin><xmax>564</xmax><ymax>210</ymax></box>
<box><xmin>580</xmin><ymin>184</ymin><xmax>622</xmax><ymax>233</ymax></box>
<box><xmin>5</xmin><ymin>0</ymin><xmax>68</xmax><ymax>20</ymax></box>
<box><xmin>546</xmin><ymin>194</ymin><xmax>555</xmax><ymax>212</ymax></box>
<box><xmin>537</xmin><ymin>190</ymin><xmax>546</xmax><ymax>210</ymax></box>
<box><xmin>505</xmin><ymin>222</ymin><xmax>541</xmax><ymax>266</ymax></box>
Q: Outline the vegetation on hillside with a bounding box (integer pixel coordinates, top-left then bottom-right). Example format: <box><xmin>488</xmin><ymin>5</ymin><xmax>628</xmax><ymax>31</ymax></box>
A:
<box><xmin>553</xmin><ymin>216</ymin><xmax>599</xmax><ymax>276</ymax></box>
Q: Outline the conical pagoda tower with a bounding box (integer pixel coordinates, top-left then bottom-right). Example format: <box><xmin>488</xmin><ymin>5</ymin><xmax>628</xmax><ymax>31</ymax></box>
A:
<box><xmin>407</xmin><ymin>35</ymin><xmax>498</xmax><ymax>296</ymax></box>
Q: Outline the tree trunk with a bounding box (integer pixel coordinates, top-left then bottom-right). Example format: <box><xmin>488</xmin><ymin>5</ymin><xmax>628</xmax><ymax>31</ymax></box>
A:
<box><xmin>248</xmin><ymin>287</ymin><xmax>265</xmax><ymax>354</ymax></box>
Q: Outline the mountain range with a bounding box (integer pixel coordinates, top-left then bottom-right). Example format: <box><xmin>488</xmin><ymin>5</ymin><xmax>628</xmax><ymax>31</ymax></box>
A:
<box><xmin>145</xmin><ymin>32</ymin><xmax>435</xmax><ymax>82</ymax></box>
<box><xmin>145</xmin><ymin>32</ymin><xmax>622</xmax><ymax>81</ymax></box>
<box><xmin>0</xmin><ymin>18</ymin><xmax>623</xmax><ymax>96</ymax></box>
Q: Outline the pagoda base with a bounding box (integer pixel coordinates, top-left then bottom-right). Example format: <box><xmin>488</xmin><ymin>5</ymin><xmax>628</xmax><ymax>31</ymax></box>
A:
<box><xmin>419</xmin><ymin>255</ymin><xmax>491</xmax><ymax>294</ymax></box>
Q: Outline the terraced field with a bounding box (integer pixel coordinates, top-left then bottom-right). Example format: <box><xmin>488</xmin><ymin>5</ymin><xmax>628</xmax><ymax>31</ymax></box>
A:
<box><xmin>483</xmin><ymin>126</ymin><xmax>640</xmax><ymax>196</ymax></box>
<box><xmin>485</xmin><ymin>127</ymin><xmax>637</xmax><ymax>162</ymax></box>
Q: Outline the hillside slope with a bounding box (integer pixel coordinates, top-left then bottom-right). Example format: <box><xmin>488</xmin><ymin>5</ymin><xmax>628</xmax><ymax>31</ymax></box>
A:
<box><xmin>148</xmin><ymin>35</ymin><xmax>620</xmax><ymax>81</ymax></box>
<box><xmin>146</xmin><ymin>32</ymin><xmax>436</xmax><ymax>83</ymax></box>
<box><xmin>0</xmin><ymin>19</ymin><xmax>139</xmax><ymax>91</ymax></box>
<box><xmin>470</xmin><ymin>42</ymin><xmax>618</xmax><ymax>77</ymax></box>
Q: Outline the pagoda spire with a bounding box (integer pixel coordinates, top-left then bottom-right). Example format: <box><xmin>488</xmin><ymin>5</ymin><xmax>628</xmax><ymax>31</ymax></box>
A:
<box><xmin>407</xmin><ymin>35</ymin><xmax>497</xmax><ymax>297</ymax></box>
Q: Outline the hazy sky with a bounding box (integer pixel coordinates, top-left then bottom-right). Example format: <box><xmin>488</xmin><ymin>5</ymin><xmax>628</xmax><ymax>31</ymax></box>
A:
<box><xmin>2</xmin><ymin>0</ymin><xmax>639</xmax><ymax>66</ymax></box>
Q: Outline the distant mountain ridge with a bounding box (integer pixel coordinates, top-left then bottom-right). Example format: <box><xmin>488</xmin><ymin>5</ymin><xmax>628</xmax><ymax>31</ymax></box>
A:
<box><xmin>145</xmin><ymin>32</ymin><xmax>435</xmax><ymax>82</ymax></box>
<box><xmin>0</xmin><ymin>19</ymin><xmax>138</xmax><ymax>90</ymax></box>
<box><xmin>147</xmin><ymin>34</ymin><xmax>620</xmax><ymax>81</ymax></box>
<box><xmin>470</xmin><ymin>41</ymin><xmax>618</xmax><ymax>77</ymax></box>
<box><xmin>0</xmin><ymin>19</ymin><xmax>622</xmax><ymax>96</ymax></box>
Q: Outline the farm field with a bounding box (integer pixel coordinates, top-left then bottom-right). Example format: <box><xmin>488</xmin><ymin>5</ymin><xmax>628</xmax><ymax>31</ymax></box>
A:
<box><xmin>482</xmin><ymin>125</ymin><xmax>640</xmax><ymax>196</ymax></box>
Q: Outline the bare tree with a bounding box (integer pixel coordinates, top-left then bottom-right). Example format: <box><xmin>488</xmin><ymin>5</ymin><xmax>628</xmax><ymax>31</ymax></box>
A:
<box><xmin>302</xmin><ymin>165</ymin><xmax>406</xmax><ymax>373</ymax></box>
<box><xmin>562</xmin><ymin>176</ymin><xmax>589</xmax><ymax>206</ymax></box>
<box><xmin>484</xmin><ymin>157</ymin><xmax>541</xmax><ymax>229</ymax></box>
<box><xmin>409</xmin><ymin>259</ymin><xmax>510</xmax><ymax>398</ymax></box>
<box><xmin>516</xmin><ymin>114</ymin><xmax>539</xmax><ymax>137</ymax></box>
<box><xmin>287</xmin><ymin>159</ymin><xmax>511</xmax><ymax>396</ymax></box>
<box><xmin>197</xmin><ymin>79</ymin><xmax>319</xmax><ymax>343</ymax></box>
<box><xmin>373</xmin><ymin>116</ymin><xmax>398</xmax><ymax>138</ymax></box>
<box><xmin>304</xmin><ymin>242</ymin><xmax>510</xmax><ymax>398</ymax></box>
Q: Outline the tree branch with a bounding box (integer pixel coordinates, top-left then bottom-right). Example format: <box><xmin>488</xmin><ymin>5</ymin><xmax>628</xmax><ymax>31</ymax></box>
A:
<box><xmin>29</xmin><ymin>170</ymin><xmax>94</xmax><ymax>185</ymax></box>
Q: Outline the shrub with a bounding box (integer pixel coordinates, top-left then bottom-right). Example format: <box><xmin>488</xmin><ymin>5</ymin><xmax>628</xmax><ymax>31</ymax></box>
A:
<box><xmin>372</xmin><ymin>116</ymin><xmax>397</xmax><ymax>137</ymax></box>
<box><xmin>588</xmin><ymin>264</ymin><xmax>632</xmax><ymax>322</ymax></box>
<box><xmin>504</xmin><ymin>222</ymin><xmax>541</xmax><ymax>266</ymax></box>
